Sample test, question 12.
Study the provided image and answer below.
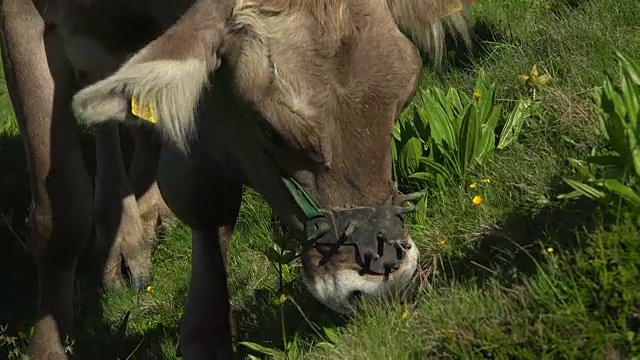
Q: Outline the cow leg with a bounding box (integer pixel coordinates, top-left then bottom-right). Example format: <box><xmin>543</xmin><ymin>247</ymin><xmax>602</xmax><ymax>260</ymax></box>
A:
<box><xmin>93</xmin><ymin>122</ymin><xmax>151</xmax><ymax>291</ymax></box>
<box><xmin>0</xmin><ymin>2</ymin><xmax>92</xmax><ymax>358</ymax></box>
<box><xmin>179</xmin><ymin>224</ymin><xmax>238</xmax><ymax>360</ymax></box>
<box><xmin>157</xmin><ymin>148</ymin><xmax>241</xmax><ymax>359</ymax></box>
<box><xmin>127</xmin><ymin>125</ymin><xmax>174</xmax><ymax>245</ymax></box>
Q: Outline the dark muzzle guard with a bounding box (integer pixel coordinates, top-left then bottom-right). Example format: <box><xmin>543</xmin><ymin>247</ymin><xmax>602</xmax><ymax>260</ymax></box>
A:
<box><xmin>304</xmin><ymin>204</ymin><xmax>414</xmax><ymax>275</ymax></box>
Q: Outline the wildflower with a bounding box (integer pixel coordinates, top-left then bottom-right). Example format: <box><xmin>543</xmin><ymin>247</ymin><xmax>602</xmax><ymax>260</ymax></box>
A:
<box><xmin>436</xmin><ymin>240</ymin><xmax>446</xmax><ymax>246</ymax></box>
<box><xmin>448</xmin><ymin>50</ymin><xmax>457</xmax><ymax>58</ymax></box>
<box><xmin>518</xmin><ymin>64</ymin><xmax>551</xmax><ymax>89</ymax></box>
<box><xmin>146</xmin><ymin>285</ymin><xmax>153</xmax><ymax>293</ymax></box>
<box><xmin>473</xmin><ymin>90</ymin><xmax>481</xmax><ymax>100</ymax></box>
<box><xmin>18</xmin><ymin>330</ymin><xmax>27</xmax><ymax>341</ymax></box>
<box><xmin>402</xmin><ymin>309</ymin><xmax>411</xmax><ymax>320</ymax></box>
<box><xmin>546</xmin><ymin>247</ymin><xmax>554</xmax><ymax>253</ymax></box>
<box><xmin>469</xmin><ymin>182</ymin><xmax>477</xmax><ymax>189</ymax></box>
<box><xmin>472</xmin><ymin>195</ymin><xmax>483</xmax><ymax>205</ymax></box>
<box><xmin>480</xmin><ymin>178</ymin><xmax>491</xmax><ymax>184</ymax></box>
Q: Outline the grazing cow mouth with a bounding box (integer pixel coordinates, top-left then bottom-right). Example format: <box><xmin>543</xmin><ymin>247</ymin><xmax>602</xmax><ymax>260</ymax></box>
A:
<box><xmin>285</xmin><ymin>175</ymin><xmax>421</xmax><ymax>276</ymax></box>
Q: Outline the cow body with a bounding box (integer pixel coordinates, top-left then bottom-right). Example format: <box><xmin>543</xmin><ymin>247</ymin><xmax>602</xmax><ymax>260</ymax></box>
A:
<box><xmin>1</xmin><ymin>0</ymin><xmax>470</xmax><ymax>358</ymax></box>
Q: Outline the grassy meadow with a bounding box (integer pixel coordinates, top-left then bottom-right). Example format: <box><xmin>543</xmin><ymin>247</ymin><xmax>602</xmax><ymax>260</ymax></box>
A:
<box><xmin>1</xmin><ymin>0</ymin><xmax>640</xmax><ymax>359</ymax></box>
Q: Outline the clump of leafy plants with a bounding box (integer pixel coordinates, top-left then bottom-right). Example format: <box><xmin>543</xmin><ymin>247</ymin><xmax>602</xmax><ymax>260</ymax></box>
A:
<box><xmin>392</xmin><ymin>69</ymin><xmax>532</xmax><ymax>195</ymax></box>
<box><xmin>559</xmin><ymin>51</ymin><xmax>640</xmax><ymax>218</ymax></box>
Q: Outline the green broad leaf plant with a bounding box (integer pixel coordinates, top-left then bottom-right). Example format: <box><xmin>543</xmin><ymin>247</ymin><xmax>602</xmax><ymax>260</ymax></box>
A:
<box><xmin>558</xmin><ymin>51</ymin><xmax>640</xmax><ymax>214</ymax></box>
<box><xmin>392</xmin><ymin>69</ymin><xmax>531</xmax><ymax>195</ymax></box>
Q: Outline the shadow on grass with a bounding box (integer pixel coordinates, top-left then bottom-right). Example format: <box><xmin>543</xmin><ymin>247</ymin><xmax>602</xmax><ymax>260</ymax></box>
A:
<box><xmin>70</xmin><ymin>284</ymin><xmax>183</xmax><ymax>360</ymax></box>
<box><xmin>0</xmin><ymin>131</ymin><xmax>37</xmax><ymax>345</ymax></box>
<box><xmin>234</xmin><ymin>282</ymin><xmax>349</xmax><ymax>359</ymax></box>
<box><xmin>438</xmin><ymin>0</ymin><xmax>591</xmax><ymax>75</ymax></box>
<box><xmin>401</xmin><ymin>14</ymin><xmax>509</xmax><ymax>76</ymax></box>
<box><xmin>442</xmin><ymin>18</ymin><xmax>510</xmax><ymax>73</ymax></box>
<box><xmin>443</xmin><ymin>180</ymin><xmax>608</xmax><ymax>288</ymax></box>
<box><xmin>549</xmin><ymin>0</ymin><xmax>588</xmax><ymax>17</ymax></box>
<box><xmin>79</xmin><ymin>324</ymin><xmax>179</xmax><ymax>360</ymax></box>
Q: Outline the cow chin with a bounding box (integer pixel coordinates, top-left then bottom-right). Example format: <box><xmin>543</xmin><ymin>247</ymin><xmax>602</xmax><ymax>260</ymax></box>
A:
<box><xmin>300</xmin><ymin>237</ymin><xmax>419</xmax><ymax>314</ymax></box>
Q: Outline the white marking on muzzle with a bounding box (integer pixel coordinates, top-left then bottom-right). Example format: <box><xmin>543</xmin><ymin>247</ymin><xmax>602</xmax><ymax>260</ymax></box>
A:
<box><xmin>301</xmin><ymin>237</ymin><xmax>419</xmax><ymax>314</ymax></box>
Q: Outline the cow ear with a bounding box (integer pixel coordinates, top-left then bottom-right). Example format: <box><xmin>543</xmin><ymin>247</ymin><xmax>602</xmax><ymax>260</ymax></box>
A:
<box><xmin>72</xmin><ymin>0</ymin><xmax>232</xmax><ymax>153</ymax></box>
<box><xmin>72</xmin><ymin>54</ymin><xmax>213</xmax><ymax>152</ymax></box>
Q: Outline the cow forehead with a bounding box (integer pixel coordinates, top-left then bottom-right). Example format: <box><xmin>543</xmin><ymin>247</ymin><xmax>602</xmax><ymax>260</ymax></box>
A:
<box><xmin>226</xmin><ymin>1</ymin><xmax>421</xmax><ymax>131</ymax></box>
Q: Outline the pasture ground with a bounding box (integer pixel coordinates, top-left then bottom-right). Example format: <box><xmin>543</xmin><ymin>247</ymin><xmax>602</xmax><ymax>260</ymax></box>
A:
<box><xmin>1</xmin><ymin>0</ymin><xmax>639</xmax><ymax>359</ymax></box>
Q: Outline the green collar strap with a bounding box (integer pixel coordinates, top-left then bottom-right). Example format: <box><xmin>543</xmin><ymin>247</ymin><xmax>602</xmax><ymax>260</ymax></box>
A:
<box><xmin>282</xmin><ymin>177</ymin><xmax>324</xmax><ymax>220</ymax></box>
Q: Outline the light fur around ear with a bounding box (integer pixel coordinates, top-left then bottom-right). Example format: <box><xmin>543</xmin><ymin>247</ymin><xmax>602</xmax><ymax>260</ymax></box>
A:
<box><xmin>72</xmin><ymin>0</ymin><xmax>234</xmax><ymax>153</ymax></box>
<box><xmin>386</xmin><ymin>0</ymin><xmax>472</xmax><ymax>68</ymax></box>
<box><xmin>73</xmin><ymin>57</ymin><xmax>211</xmax><ymax>153</ymax></box>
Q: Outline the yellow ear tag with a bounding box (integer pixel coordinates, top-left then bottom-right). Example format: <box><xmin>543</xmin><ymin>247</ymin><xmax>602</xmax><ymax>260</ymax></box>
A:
<box><xmin>131</xmin><ymin>97</ymin><xmax>157</xmax><ymax>124</ymax></box>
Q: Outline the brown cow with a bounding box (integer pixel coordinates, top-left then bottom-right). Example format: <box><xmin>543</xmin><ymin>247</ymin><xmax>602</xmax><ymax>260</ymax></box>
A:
<box><xmin>2</xmin><ymin>0</ymin><xmax>470</xmax><ymax>358</ymax></box>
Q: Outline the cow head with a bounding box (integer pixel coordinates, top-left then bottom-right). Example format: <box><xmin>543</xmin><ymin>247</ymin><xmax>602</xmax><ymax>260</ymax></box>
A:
<box><xmin>72</xmin><ymin>0</ymin><xmax>463</xmax><ymax>314</ymax></box>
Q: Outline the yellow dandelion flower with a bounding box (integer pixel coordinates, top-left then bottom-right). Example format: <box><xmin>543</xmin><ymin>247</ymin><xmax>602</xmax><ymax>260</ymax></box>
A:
<box><xmin>546</xmin><ymin>247</ymin><xmax>554</xmax><ymax>253</ymax></box>
<box><xmin>473</xmin><ymin>91</ymin><xmax>481</xmax><ymax>100</ymax></box>
<box><xmin>437</xmin><ymin>239</ymin><xmax>446</xmax><ymax>246</ymax></box>
<box><xmin>472</xmin><ymin>195</ymin><xmax>483</xmax><ymax>205</ymax></box>
<box><xmin>402</xmin><ymin>309</ymin><xmax>411</xmax><ymax>320</ymax></box>
<box><xmin>146</xmin><ymin>285</ymin><xmax>153</xmax><ymax>293</ymax></box>
<box><xmin>469</xmin><ymin>182</ymin><xmax>477</xmax><ymax>189</ymax></box>
<box><xmin>18</xmin><ymin>331</ymin><xmax>27</xmax><ymax>341</ymax></box>
<box><xmin>481</xmin><ymin>178</ymin><xmax>491</xmax><ymax>183</ymax></box>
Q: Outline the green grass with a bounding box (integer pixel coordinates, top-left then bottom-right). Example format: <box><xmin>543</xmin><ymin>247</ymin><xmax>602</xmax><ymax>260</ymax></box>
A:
<box><xmin>1</xmin><ymin>0</ymin><xmax>640</xmax><ymax>359</ymax></box>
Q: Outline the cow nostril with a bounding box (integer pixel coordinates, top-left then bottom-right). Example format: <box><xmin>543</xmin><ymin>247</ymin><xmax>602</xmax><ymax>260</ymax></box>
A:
<box><xmin>348</xmin><ymin>290</ymin><xmax>364</xmax><ymax>303</ymax></box>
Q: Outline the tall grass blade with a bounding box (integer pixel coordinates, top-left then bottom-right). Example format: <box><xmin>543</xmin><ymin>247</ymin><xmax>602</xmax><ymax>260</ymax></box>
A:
<box><xmin>563</xmin><ymin>178</ymin><xmax>607</xmax><ymax>200</ymax></box>
<box><xmin>603</xmin><ymin>179</ymin><xmax>640</xmax><ymax>207</ymax></box>
<box><xmin>497</xmin><ymin>99</ymin><xmax>531</xmax><ymax>150</ymax></box>
<box><xmin>457</xmin><ymin>103</ymin><xmax>480</xmax><ymax>178</ymax></box>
